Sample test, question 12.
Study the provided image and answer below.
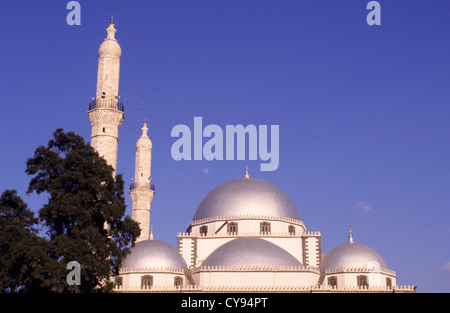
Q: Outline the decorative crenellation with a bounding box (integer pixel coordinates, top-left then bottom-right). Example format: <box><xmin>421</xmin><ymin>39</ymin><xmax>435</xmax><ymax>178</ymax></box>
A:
<box><xmin>113</xmin><ymin>285</ymin><xmax>187</xmax><ymax>292</ymax></box>
<box><xmin>191</xmin><ymin>265</ymin><xmax>320</xmax><ymax>273</ymax></box>
<box><xmin>324</xmin><ymin>266</ymin><xmax>396</xmax><ymax>276</ymax></box>
<box><xmin>311</xmin><ymin>285</ymin><xmax>417</xmax><ymax>293</ymax></box>
<box><xmin>304</xmin><ymin>231</ymin><xmax>321</xmax><ymax>236</ymax></box>
<box><xmin>178</xmin><ymin>231</ymin><xmax>301</xmax><ymax>238</ymax></box>
<box><xmin>113</xmin><ymin>284</ymin><xmax>417</xmax><ymax>293</ymax></box>
<box><xmin>191</xmin><ymin>238</ymin><xmax>197</xmax><ymax>267</ymax></box>
<box><xmin>119</xmin><ymin>266</ymin><xmax>186</xmax><ymax>275</ymax></box>
<box><xmin>177</xmin><ymin>230</ymin><xmax>320</xmax><ymax>238</ymax></box>
<box><xmin>190</xmin><ymin>214</ymin><xmax>305</xmax><ymax>227</ymax></box>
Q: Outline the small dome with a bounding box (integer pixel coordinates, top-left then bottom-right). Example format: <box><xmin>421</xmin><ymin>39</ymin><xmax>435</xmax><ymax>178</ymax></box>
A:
<box><xmin>201</xmin><ymin>237</ymin><xmax>302</xmax><ymax>268</ymax></box>
<box><xmin>99</xmin><ymin>39</ymin><xmax>121</xmax><ymax>58</ymax></box>
<box><xmin>137</xmin><ymin>137</ymin><xmax>152</xmax><ymax>150</ymax></box>
<box><xmin>192</xmin><ymin>178</ymin><xmax>301</xmax><ymax>221</ymax></box>
<box><xmin>121</xmin><ymin>240</ymin><xmax>187</xmax><ymax>271</ymax></box>
<box><xmin>320</xmin><ymin>242</ymin><xmax>388</xmax><ymax>272</ymax></box>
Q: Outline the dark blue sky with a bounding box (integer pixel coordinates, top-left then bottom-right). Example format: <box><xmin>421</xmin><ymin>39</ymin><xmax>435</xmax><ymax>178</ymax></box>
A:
<box><xmin>1</xmin><ymin>1</ymin><xmax>449</xmax><ymax>292</ymax></box>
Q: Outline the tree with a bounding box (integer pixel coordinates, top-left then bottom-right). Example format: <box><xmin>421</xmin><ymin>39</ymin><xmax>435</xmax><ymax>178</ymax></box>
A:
<box><xmin>25</xmin><ymin>129</ymin><xmax>140</xmax><ymax>292</ymax></box>
<box><xmin>0</xmin><ymin>190</ymin><xmax>59</xmax><ymax>292</ymax></box>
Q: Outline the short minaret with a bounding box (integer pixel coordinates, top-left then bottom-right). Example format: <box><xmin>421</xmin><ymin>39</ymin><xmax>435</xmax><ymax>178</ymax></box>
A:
<box><xmin>88</xmin><ymin>16</ymin><xmax>124</xmax><ymax>176</ymax></box>
<box><xmin>130</xmin><ymin>121</ymin><xmax>155</xmax><ymax>242</ymax></box>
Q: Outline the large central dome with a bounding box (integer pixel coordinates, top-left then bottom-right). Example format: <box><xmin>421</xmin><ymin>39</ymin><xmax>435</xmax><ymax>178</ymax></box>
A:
<box><xmin>192</xmin><ymin>178</ymin><xmax>301</xmax><ymax>221</ymax></box>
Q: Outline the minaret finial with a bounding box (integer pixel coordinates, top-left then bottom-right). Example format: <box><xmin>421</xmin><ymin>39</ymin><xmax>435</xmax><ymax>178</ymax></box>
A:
<box><xmin>348</xmin><ymin>225</ymin><xmax>354</xmax><ymax>243</ymax></box>
<box><xmin>244</xmin><ymin>165</ymin><xmax>249</xmax><ymax>179</ymax></box>
<box><xmin>141</xmin><ymin>119</ymin><xmax>149</xmax><ymax>136</ymax></box>
<box><xmin>105</xmin><ymin>14</ymin><xmax>117</xmax><ymax>40</ymax></box>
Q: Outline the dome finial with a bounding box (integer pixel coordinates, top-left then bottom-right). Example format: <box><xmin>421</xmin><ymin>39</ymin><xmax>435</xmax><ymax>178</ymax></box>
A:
<box><xmin>244</xmin><ymin>165</ymin><xmax>249</xmax><ymax>179</ymax></box>
<box><xmin>110</xmin><ymin>12</ymin><xmax>114</xmax><ymax>25</ymax></box>
<box><xmin>149</xmin><ymin>225</ymin><xmax>154</xmax><ymax>240</ymax></box>
<box><xmin>348</xmin><ymin>225</ymin><xmax>354</xmax><ymax>243</ymax></box>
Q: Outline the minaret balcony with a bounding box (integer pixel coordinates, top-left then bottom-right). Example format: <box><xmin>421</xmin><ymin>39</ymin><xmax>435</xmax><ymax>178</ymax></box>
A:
<box><xmin>130</xmin><ymin>182</ymin><xmax>155</xmax><ymax>191</ymax></box>
<box><xmin>89</xmin><ymin>99</ymin><xmax>124</xmax><ymax>112</ymax></box>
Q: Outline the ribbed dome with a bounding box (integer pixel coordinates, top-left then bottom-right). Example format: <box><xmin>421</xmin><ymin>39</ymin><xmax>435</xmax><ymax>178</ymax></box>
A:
<box><xmin>320</xmin><ymin>242</ymin><xmax>388</xmax><ymax>272</ymax></box>
<box><xmin>201</xmin><ymin>237</ymin><xmax>302</xmax><ymax>268</ymax></box>
<box><xmin>192</xmin><ymin>178</ymin><xmax>301</xmax><ymax>221</ymax></box>
<box><xmin>121</xmin><ymin>240</ymin><xmax>187</xmax><ymax>271</ymax></box>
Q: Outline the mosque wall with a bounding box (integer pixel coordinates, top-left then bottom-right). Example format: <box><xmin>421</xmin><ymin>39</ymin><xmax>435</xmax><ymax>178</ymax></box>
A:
<box><xmin>192</xmin><ymin>268</ymin><xmax>320</xmax><ymax>287</ymax></box>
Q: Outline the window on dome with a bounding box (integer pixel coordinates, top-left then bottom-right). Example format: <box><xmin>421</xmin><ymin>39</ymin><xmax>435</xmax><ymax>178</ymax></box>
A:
<box><xmin>357</xmin><ymin>275</ymin><xmax>368</xmax><ymax>289</ymax></box>
<box><xmin>288</xmin><ymin>225</ymin><xmax>295</xmax><ymax>235</ymax></box>
<box><xmin>174</xmin><ymin>276</ymin><xmax>183</xmax><ymax>288</ymax></box>
<box><xmin>260</xmin><ymin>222</ymin><xmax>271</xmax><ymax>235</ymax></box>
<box><xmin>328</xmin><ymin>276</ymin><xmax>337</xmax><ymax>288</ymax></box>
<box><xmin>141</xmin><ymin>275</ymin><xmax>153</xmax><ymax>290</ymax></box>
<box><xmin>200</xmin><ymin>225</ymin><xmax>208</xmax><ymax>236</ymax></box>
<box><xmin>227</xmin><ymin>222</ymin><xmax>238</xmax><ymax>235</ymax></box>
<box><xmin>114</xmin><ymin>276</ymin><xmax>123</xmax><ymax>289</ymax></box>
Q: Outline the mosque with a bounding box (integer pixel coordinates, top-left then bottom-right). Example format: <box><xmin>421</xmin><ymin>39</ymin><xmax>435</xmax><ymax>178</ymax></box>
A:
<box><xmin>88</xmin><ymin>18</ymin><xmax>416</xmax><ymax>293</ymax></box>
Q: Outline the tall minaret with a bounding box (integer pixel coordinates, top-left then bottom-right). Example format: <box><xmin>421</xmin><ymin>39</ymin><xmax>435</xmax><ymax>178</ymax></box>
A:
<box><xmin>130</xmin><ymin>121</ymin><xmax>155</xmax><ymax>242</ymax></box>
<box><xmin>88</xmin><ymin>16</ymin><xmax>124</xmax><ymax>176</ymax></box>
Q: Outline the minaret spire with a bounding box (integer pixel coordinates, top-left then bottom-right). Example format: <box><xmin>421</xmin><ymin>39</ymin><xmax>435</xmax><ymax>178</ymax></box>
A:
<box><xmin>88</xmin><ymin>18</ymin><xmax>124</xmax><ymax>176</ymax></box>
<box><xmin>130</xmin><ymin>120</ymin><xmax>155</xmax><ymax>242</ymax></box>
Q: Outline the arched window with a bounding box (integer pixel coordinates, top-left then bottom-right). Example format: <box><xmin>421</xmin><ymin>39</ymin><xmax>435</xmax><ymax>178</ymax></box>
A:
<box><xmin>200</xmin><ymin>225</ymin><xmax>208</xmax><ymax>236</ymax></box>
<box><xmin>227</xmin><ymin>222</ymin><xmax>238</xmax><ymax>235</ymax></box>
<box><xmin>260</xmin><ymin>222</ymin><xmax>271</xmax><ymax>235</ymax></box>
<box><xmin>357</xmin><ymin>275</ymin><xmax>368</xmax><ymax>289</ymax></box>
<box><xmin>141</xmin><ymin>275</ymin><xmax>153</xmax><ymax>290</ymax></box>
<box><xmin>114</xmin><ymin>276</ymin><xmax>123</xmax><ymax>289</ymax></box>
<box><xmin>386</xmin><ymin>277</ymin><xmax>392</xmax><ymax>289</ymax></box>
<box><xmin>328</xmin><ymin>276</ymin><xmax>337</xmax><ymax>289</ymax></box>
<box><xmin>174</xmin><ymin>276</ymin><xmax>183</xmax><ymax>288</ymax></box>
<box><xmin>288</xmin><ymin>225</ymin><xmax>295</xmax><ymax>235</ymax></box>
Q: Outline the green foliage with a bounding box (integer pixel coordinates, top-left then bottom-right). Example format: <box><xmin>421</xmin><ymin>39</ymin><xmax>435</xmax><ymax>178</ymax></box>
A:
<box><xmin>0</xmin><ymin>190</ymin><xmax>60</xmax><ymax>292</ymax></box>
<box><xmin>1</xmin><ymin>129</ymin><xmax>140</xmax><ymax>292</ymax></box>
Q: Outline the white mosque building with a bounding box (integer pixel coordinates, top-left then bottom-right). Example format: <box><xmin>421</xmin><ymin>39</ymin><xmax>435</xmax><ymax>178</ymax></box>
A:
<box><xmin>88</xmin><ymin>18</ymin><xmax>416</xmax><ymax>293</ymax></box>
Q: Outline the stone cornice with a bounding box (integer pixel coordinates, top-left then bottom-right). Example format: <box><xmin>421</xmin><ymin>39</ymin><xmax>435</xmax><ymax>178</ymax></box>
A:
<box><xmin>119</xmin><ymin>267</ymin><xmax>185</xmax><ymax>275</ymax></box>
<box><xmin>191</xmin><ymin>265</ymin><xmax>320</xmax><ymax>274</ymax></box>
<box><xmin>189</xmin><ymin>214</ymin><xmax>306</xmax><ymax>228</ymax></box>
<box><xmin>324</xmin><ymin>266</ymin><xmax>396</xmax><ymax>276</ymax></box>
